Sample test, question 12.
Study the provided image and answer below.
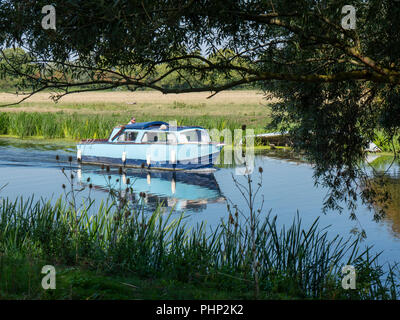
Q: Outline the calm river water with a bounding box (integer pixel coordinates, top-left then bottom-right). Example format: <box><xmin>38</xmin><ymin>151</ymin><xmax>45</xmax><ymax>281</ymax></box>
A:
<box><xmin>0</xmin><ymin>137</ymin><xmax>400</xmax><ymax>265</ymax></box>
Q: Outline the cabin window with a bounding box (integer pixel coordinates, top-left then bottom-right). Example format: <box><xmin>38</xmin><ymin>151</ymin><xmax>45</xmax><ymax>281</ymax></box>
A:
<box><xmin>167</xmin><ymin>133</ymin><xmax>177</xmax><ymax>144</ymax></box>
<box><xmin>117</xmin><ymin>131</ymin><xmax>138</xmax><ymax>142</ymax></box>
<box><xmin>157</xmin><ymin>132</ymin><xmax>167</xmax><ymax>142</ymax></box>
<box><xmin>126</xmin><ymin>131</ymin><xmax>138</xmax><ymax>141</ymax></box>
<box><xmin>179</xmin><ymin>130</ymin><xmax>203</xmax><ymax>143</ymax></box>
<box><xmin>116</xmin><ymin>134</ymin><xmax>126</xmax><ymax>142</ymax></box>
<box><xmin>142</xmin><ymin>131</ymin><xmax>168</xmax><ymax>143</ymax></box>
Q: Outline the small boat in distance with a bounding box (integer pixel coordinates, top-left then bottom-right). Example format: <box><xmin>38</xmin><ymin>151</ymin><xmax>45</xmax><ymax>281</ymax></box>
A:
<box><xmin>77</xmin><ymin>121</ymin><xmax>224</xmax><ymax>171</ymax></box>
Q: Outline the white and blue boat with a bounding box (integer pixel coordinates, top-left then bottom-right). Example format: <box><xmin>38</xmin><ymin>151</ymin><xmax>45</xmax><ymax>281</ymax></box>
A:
<box><xmin>77</xmin><ymin>121</ymin><xmax>224</xmax><ymax>171</ymax></box>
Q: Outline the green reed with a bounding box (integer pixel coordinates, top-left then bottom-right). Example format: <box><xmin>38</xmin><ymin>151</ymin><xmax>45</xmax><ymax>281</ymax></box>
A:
<box><xmin>0</xmin><ymin>112</ymin><xmax>120</xmax><ymax>140</ymax></box>
<box><xmin>0</xmin><ymin>112</ymin><xmax>268</xmax><ymax>142</ymax></box>
<box><xmin>0</xmin><ymin>193</ymin><xmax>399</xmax><ymax>299</ymax></box>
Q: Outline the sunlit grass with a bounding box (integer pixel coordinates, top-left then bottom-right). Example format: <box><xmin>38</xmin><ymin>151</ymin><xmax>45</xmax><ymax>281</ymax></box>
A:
<box><xmin>0</xmin><ymin>111</ymin><xmax>271</xmax><ymax>141</ymax></box>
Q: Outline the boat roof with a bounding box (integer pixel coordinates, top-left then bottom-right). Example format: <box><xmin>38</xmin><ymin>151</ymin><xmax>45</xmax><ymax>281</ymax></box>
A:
<box><xmin>124</xmin><ymin>121</ymin><xmax>168</xmax><ymax>129</ymax></box>
<box><xmin>123</xmin><ymin>121</ymin><xmax>205</xmax><ymax>131</ymax></box>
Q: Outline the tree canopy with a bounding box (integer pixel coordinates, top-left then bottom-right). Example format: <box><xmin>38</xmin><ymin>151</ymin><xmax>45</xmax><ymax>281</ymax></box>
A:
<box><xmin>1</xmin><ymin>0</ymin><xmax>399</xmax><ymax>220</ymax></box>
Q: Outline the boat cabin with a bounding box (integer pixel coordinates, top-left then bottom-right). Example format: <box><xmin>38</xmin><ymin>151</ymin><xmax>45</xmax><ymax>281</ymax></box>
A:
<box><xmin>78</xmin><ymin>121</ymin><xmax>223</xmax><ymax>170</ymax></box>
<box><xmin>108</xmin><ymin>121</ymin><xmax>211</xmax><ymax>144</ymax></box>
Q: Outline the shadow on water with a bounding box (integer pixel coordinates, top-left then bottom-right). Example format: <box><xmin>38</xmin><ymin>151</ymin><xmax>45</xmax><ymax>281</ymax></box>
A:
<box><xmin>0</xmin><ymin>137</ymin><xmax>75</xmax><ymax>152</ymax></box>
<box><xmin>215</xmin><ymin>146</ymin><xmax>306</xmax><ymax>169</ymax></box>
<box><xmin>376</xmin><ymin>177</ymin><xmax>400</xmax><ymax>236</ymax></box>
<box><xmin>367</xmin><ymin>156</ymin><xmax>400</xmax><ymax>237</ymax></box>
<box><xmin>0</xmin><ymin>137</ymin><xmax>75</xmax><ymax>168</ymax></box>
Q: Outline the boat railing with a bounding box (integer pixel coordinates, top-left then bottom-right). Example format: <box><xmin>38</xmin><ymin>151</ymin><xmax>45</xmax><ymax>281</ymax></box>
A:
<box><xmin>79</xmin><ymin>139</ymin><xmax>223</xmax><ymax>146</ymax></box>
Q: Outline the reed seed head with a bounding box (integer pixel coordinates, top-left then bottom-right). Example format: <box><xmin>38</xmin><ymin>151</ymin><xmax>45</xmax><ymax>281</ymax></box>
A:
<box><xmin>68</xmin><ymin>156</ymin><xmax>73</xmax><ymax>162</ymax></box>
<box><xmin>106</xmin><ymin>166</ymin><xmax>110</xmax><ymax>172</ymax></box>
<box><xmin>55</xmin><ymin>155</ymin><xmax>60</xmax><ymax>161</ymax></box>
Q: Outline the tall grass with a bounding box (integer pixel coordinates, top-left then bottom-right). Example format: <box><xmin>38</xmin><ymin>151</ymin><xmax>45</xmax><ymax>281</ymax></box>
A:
<box><xmin>0</xmin><ymin>112</ymin><xmax>120</xmax><ymax>140</ymax></box>
<box><xmin>0</xmin><ymin>192</ymin><xmax>399</xmax><ymax>299</ymax></box>
<box><xmin>0</xmin><ymin>112</ymin><xmax>269</xmax><ymax>141</ymax></box>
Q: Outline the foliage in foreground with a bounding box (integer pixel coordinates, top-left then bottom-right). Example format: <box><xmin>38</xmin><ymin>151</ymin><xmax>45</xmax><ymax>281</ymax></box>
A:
<box><xmin>0</xmin><ymin>194</ymin><xmax>399</xmax><ymax>300</ymax></box>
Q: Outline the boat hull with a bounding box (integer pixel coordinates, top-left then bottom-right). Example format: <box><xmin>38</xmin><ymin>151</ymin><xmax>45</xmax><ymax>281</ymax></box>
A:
<box><xmin>77</xmin><ymin>142</ymin><xmax>223</xmax><ymax>171</ymax></box>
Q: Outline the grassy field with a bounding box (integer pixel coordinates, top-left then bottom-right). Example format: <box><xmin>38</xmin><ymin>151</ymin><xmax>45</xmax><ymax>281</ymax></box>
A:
<box><xmin>0</xmin><ymin>90</ymin><xmax>276</xmax><ymax>142</ymax></box>
<box><xmin>0</xmin><ymin>91</ymin><xmax>272</xmax><ymax>124</ymax></box>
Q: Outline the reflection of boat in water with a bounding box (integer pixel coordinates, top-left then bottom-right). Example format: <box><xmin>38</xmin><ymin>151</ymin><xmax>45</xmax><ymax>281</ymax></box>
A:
<box><xmin>77</xmin><ymin>167</ymin><xmax>225</xmax><ymax>212</ymax></box>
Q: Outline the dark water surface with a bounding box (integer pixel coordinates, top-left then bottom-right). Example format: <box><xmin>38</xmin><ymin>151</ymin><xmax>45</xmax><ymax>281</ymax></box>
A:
<box><xmin>1</xmin><ymin>137</ymin><xmax>400</xmax><ymax>265</ymax></box>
